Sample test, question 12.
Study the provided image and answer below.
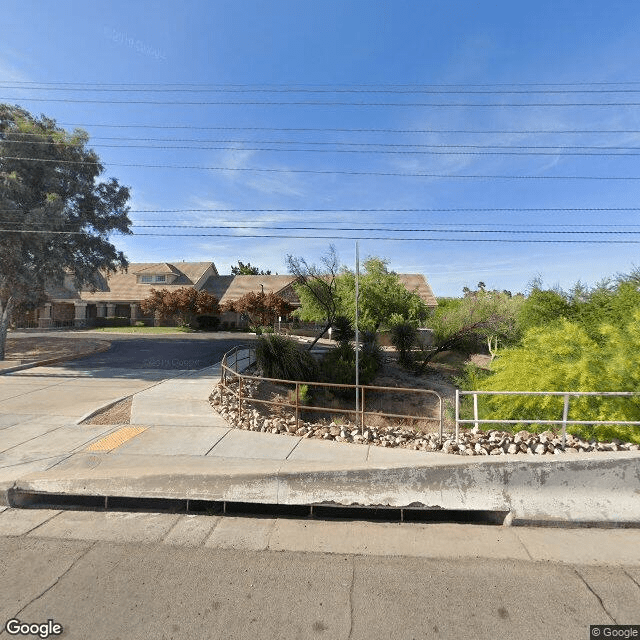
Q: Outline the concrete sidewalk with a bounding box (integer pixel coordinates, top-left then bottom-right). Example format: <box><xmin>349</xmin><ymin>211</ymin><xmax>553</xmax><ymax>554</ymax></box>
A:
<box><xmin>1</xmin><ymin>360</ymin><xmax>640</xmax><ymax>531</ymax></box>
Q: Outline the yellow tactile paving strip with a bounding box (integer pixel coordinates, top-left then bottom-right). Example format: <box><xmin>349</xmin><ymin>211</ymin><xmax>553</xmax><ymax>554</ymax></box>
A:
<box><xmin>86</xmin><ymin>426</ymin><xmax>146</xmax><ymax>452</ymax></box>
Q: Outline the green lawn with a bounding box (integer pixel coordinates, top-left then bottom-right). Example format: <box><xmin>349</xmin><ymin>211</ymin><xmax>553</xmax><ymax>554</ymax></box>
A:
<box><xmin>88</xmin><ymin>326</ymin><xmax>197</xmax><ymax>334</ymax></box>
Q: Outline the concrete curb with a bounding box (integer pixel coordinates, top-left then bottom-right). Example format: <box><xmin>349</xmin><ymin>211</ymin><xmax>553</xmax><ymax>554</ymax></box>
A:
<box><xmin>7</xmin><ymin>451</ymin><xmax>640</xmax><ymax>526</ymax></box>
<box><xmin>0</xmin><ymin>340</ymin><xmax>112</xmax><ymax>375</ymax></box>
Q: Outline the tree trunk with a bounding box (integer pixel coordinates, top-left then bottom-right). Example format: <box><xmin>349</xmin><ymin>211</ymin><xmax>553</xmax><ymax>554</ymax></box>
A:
<box><xmin>307</xmin><ymin>321</ymin><xmax>332</xmax><ymax>351</ymax></box>
<box><xmin>0</xmin><ymin>297</ymin><xmax>14</xmax><ymax>361</ymax></box>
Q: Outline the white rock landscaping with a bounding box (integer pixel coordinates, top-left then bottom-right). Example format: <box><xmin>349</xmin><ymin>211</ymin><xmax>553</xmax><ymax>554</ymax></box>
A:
<box><xmin>210</xmin><ymin>382</ymin><xmax>640</xmax><ymax>455</ymax></box>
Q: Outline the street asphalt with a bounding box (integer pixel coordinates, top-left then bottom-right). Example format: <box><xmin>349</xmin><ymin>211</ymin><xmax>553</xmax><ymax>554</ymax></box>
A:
<box><xmin>1</xmin><ymin>507</ymin><xmax>639</xmax><ymax>639</ymax></box>
<box><xmin>3</xmin><ymin>527</ymin><xmax>638</xmax><ymax>640</ymax></box>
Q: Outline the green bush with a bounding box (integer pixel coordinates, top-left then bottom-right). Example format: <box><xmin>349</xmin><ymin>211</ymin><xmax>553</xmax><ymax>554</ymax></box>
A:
<box><xmin>361</xmin><ymin>331</ymin><xmax>384</xmax><ymax>369</ymax></box>
<box><xmin>331</xmin><ymin>315</ymin><xmax>354</xmax><ymax>346</ymax></box>
<box><xmin>319</xmin><ymin>343</ymin><xmax>380</xmax><ymax>389</ymax></box>
<box><xmin>288</xmin><ymin>383</ymin><xmax>311</xmax><ymax>405</ymax></box>
<box><xmin>390</xmin><ymin>322</ymin><xmax>417</xmax><ymax>366</ymax></box>
<box><xmin>471</xmin><ymin>315</ymin><xmax>640</xmax><ymax>443</ymax></box>
<box><xmin>255</xmin><ymin>334</ymin><xmax>319</xmax><ymax>381</ymax></box>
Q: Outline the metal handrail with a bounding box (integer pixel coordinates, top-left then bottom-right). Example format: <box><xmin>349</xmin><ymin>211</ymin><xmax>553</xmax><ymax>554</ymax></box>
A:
<box><xmin>220</xmin><ymin>346</ymin><xmax>445</xmax><ymax>441</ymax></box>
<box><xmin>455</xmin><ymin>389</ymin><xmax>640</xmax><ymax>449</ymax></box>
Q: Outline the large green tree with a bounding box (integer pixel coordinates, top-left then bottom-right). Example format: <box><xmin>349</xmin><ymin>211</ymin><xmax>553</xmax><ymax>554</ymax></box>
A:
<box><xmin>334</xmin><ymin>257</ymin><xmax>429</xmax><ymax>332</ymax></box>
<box><xmin>290</xmin><ymin>251</ymin><xmax>431</xmax><ymax>347</ymax></box>
<box><xmin>0</xmin><ymin>104</ymin><xmax>131</xmax><ymax>358</ymax></box>
<box><xmin>424</xmin><ymin>290</ymin><xmax>523</xmax><ymax>363</ymax></box>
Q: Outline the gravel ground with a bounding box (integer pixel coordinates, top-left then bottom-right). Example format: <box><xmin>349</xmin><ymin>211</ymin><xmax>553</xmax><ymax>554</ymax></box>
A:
<box><xmin>82</xmin><ymin>397</ymin><xmax>132</xmax><ymax>425</ymax></box>
<box><xmin>2</xmin><ymin>335</ymin><xmax>110</xmax><ymax>367</ymax></box>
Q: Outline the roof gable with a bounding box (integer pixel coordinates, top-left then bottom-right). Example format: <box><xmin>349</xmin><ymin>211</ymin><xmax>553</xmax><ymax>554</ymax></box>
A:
<box><xmin>132</xmin><ymin>263</ymin><xmax>180</xmax><ymax>275</ymax></box>
<box><xmin>203</xmin><ymin>275</ymin><xmax>298</xmax><ymax>304</ymax></box>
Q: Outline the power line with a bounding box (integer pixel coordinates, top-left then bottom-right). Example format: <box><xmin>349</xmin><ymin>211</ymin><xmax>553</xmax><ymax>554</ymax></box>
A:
<box><xmin>7</xmin><ymin>80</ymin><xmax>640</xmax><ymax>85</ymax></box>
<box><xmin>3</xmin><ymin>207</ymin><xmax>640</xmax><ymax>221</ymax></box>
<box><xmin>7</xmin><ymin>141</ymin><xmax>640</xmax><ymax>156</ymax></box>
<box><xmin>2</xmin><ymin>228</ymin><xmax>640</xmax><ymax>243</ymax></box>
<box><xmin>10</xmin><ymin>133</ymin><xmax>640</xmax><ymax>150</ymax></box>
<box><xmin>53</xmin><ymin>123</ymin><xmax>640</xmax><ymax>134</ymax></box>
<box><xmin>5</xmin><ymin>213</ymin><xmax>640</xmax><ymax>227</ymax></box>
<box><xmin>2</xmin><ymin>206</ymin><xmax>639</xmax><ymax>213</ymax></box>
<box><xmin>7</xmin><ymin>96</ymin><xmax>640</xmax><ymax>106</ymax></box>
<box><xmin>2</xmin><ymin>156</ymin><xmax>640</xmax><ymax>179</ymax></box>
<box><xmin>7</xmin><ymin>222</ymin><xmax>640</xmax><ymax>234</ymax></box>
<box><xmin>6</xmin><ymin>138</ymin><xmax>640</xmax><ymax>155</ymax></box>
<box><xmin>7</xmin><ymin>84</ymin><xmax>640</xmax><ymax>94</ymax></box>
<box><xmin>6</xmin><ymin>79</ymin><xmax>640</xmax><ymax>88</ymax></box>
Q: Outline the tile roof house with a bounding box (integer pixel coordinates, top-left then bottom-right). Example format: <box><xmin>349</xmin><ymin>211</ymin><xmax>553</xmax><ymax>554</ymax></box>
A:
<box><xmin>32</xmin><ymin>261</ymin><xmax>437</xmax><ymax>328</ymax></box>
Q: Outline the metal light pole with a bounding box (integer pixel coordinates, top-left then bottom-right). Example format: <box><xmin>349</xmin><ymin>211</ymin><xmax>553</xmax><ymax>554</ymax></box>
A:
<box><xmin>355</xmin><ymin>241</ymin><xmax>360</xmax><ymax>431</ymax></box>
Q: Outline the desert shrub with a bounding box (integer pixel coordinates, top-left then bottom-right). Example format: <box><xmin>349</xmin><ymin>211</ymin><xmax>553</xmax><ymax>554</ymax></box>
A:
<box><xmin>262</xmin><ymin>326</ymin><xmax>274</xmax><ymax>334</ymax></box>
<box><xmin>255</xmin><ymin>334</ymin><xmax>319</xmax><ymax>381</ymax></box>
<box><xmin>390</xmin><ymin>322</ymin><xmax>417</xmax><ymax>367</ymax></box>
<box><xmin>287</xmin><ymin>383</ymin><xmax>311</xmax><ymax>405</ymax></box>
<box><xmin>319</xmin><ymin>343</ymin><xmax>380</xmax><ymax>389</ymax></box>
<box><xmin>453</xmin><ymin>362</ymin><xmax>492</xmax><ymax>391</ymax></box>
<box><xmin>471</xmin><ymin>315</ymin><xmax>640</xmax><ymax>443</ymax></box>
<box><xmin>331</xmin><ymin>315</ymin><xmax>354</xmax><ymax>346</ymax></box>
<box><xmin>360</xmin><ymin>330</ymin><xmax>384</xmax><ymax>369</ymax></box>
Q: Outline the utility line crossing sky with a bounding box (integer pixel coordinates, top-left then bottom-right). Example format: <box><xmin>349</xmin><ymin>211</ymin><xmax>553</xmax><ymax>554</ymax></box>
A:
<box><xmin>2</xmin><ymin>0</ymin><xmax>640</xmax><ymax>295</ymax></box>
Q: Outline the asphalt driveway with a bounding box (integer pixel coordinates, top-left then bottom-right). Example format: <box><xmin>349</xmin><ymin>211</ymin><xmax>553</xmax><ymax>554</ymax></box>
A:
<box><xmin>0</xmin><ymin>333</ymin><xmax>254</xmax><ymax>418</ymax></box>
<box><xmin>57</xmin><ymin>333</ymin><xmax>255</xmax><ymax>372</ymax></box>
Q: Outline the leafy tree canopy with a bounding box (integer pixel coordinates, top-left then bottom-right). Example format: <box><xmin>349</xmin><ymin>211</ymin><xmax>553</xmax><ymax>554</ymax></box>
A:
<box><xmin>140</xmin><ymin>287</ymin><xmax>218</xmax><ymax>327</ymax></box>
<box><xmin>335</xmin><ymin>257</ymin><xmax>429</xmax><ymax>332</ymax></box>
<box><xmin>291</xmin><ymin>253</ymin><xmax>429</xmax><ymax>338</ymax></box>
<box><xmin>425</xmin><ymin>290</ymin><xmax>523</xmax><ymax>362</ymax></box>
<box><xmin>517</xmin><ymin>276</ymin><xmax>640</xmax><ymax>340</ymax></box>
<box><xmin>221</xmin><ymin>291</ymin><xmax>292</xmax><ymax>326</ymax></box>
<box><xmin>0</xmin><ymin>104</ymin><xmax>131</xmax><ymax>358</ymax></box>
<box><xmin>230</xmin><ymin>261</ymin><xmax>272</xmax><ymax>275</ymax></box>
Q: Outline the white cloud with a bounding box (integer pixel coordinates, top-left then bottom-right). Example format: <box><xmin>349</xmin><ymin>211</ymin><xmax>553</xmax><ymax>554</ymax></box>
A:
<box><xmin>209</xmin><ymin>148</ymin><xmax>307</xmax><ymax>198</ymax></box>
<box><xmin>0</xmin><ymin>51</ymin><xmax>31</xmax><ymax>82</ymax></box>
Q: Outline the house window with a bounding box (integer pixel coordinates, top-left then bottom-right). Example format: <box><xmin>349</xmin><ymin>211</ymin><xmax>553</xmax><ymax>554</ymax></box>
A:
<box><xmin>140</xmin><ymin>275</ymin><xmax>153</xmax><ymax>284</ymax></box>
<box><xmin>154</xmin><ymin>275</ymin><xmax>166</xmax><ymax>283</ymax></box>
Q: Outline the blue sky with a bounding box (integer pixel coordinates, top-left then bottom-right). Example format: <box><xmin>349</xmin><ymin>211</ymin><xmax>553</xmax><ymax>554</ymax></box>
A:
<box><xmin>2</xmin><ymin>0</ymin><xmax>640</xmax><ymax>296</ymax></box>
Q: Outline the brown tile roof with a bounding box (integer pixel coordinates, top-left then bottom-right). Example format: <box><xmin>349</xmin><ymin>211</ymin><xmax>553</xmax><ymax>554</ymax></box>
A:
<box><xmin>172</xmin><ymin>262</ymin><xmax>217</xmax><ymax>284</ymax></box>
<box><xmin>397</xmin><ymin>274</ymin><xmax>438</xmax><ymax>307</ymax></box>
<box><xmin>51</xmin><ymin>261</ymin><xmax>437</xmax><ymax>308</ymax></box>
<box><xmin>202</xmin><ymin>274</ymin><xmax>298</xmax><ymax>305</ymax></box>
<box><xmin>204</xmin><ymin>273</ymin><xmax>437</xmax><ymax>307</ymax></box>
<box><xmin>131</xmin><ymin>263</ymin><xmax>181</xmax><ymax>275</ymax></box>
<box><xmin>78</xmin><ymin>262</ymin><xmax>215</xmax><ymax>303</ymax></box>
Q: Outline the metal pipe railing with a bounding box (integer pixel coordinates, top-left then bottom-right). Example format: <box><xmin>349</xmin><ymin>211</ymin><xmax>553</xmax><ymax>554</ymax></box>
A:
<box><xmin>456</xmin><ymin>390</ymin><xmax>640</xmax><ymax>450</ymax></box>
<box><xmin>220</xmin><ymin>346</ymin><xmax>445</xmax><ymax>440</ymax></box>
